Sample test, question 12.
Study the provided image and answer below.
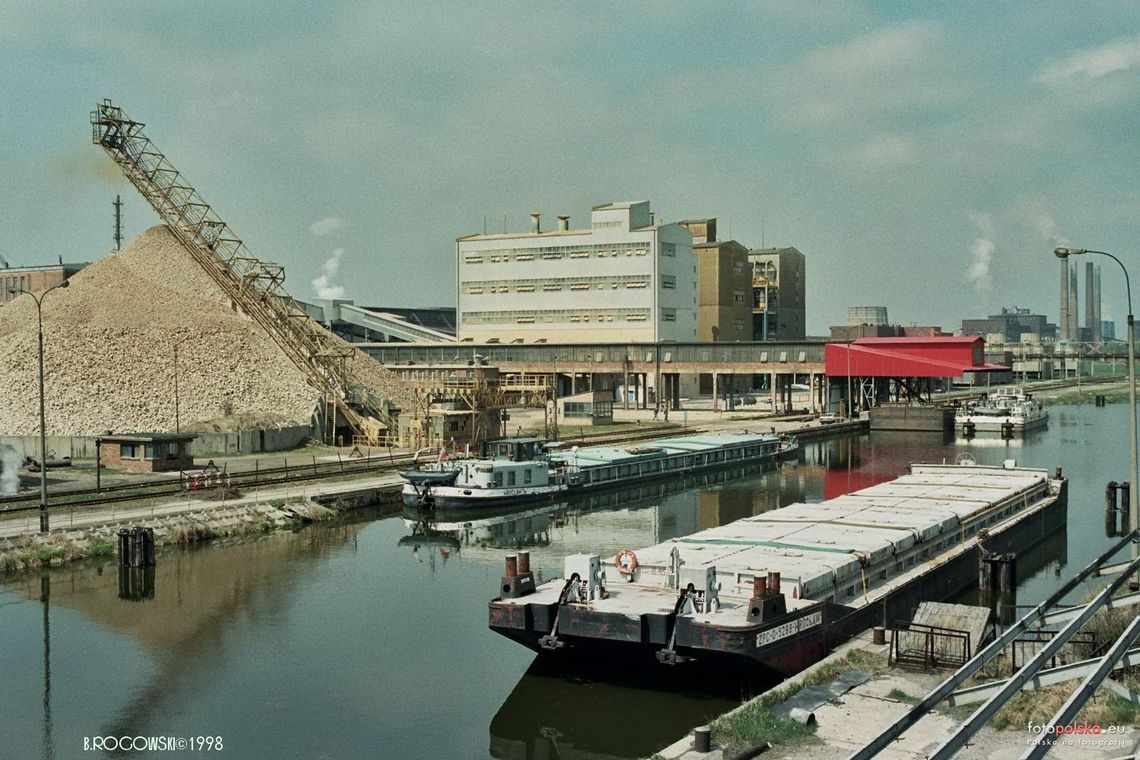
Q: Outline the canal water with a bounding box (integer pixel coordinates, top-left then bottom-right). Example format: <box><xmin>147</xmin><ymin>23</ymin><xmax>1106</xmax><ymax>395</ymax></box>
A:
<box><xmin>0</xmin><ymin>405</ymin><xmax>1128</xmax><ymax>759</ymax></box>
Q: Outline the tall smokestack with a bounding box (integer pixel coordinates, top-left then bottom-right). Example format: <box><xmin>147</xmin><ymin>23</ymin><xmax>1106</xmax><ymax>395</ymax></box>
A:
<box><xmin>1060</xmin><ymin>257</ymin><xmax>1070</xmax><ymax>341</ymax></box>
<box><xmin>557</xmin><ymin>215</ymin><xmax>569</xmax><ymax>231</ymax></box>
<box><xmin>530</xmin><ymin>213</ymin><xmax>541</xmax><ymax>234</ymax></box>
<box><xmin>1085</xmin><ymin>261</ymin><xmax>1096</xmax><ymax>341</ymax></box>
<box><xmin>1069</xmin><ymin>262</ymin><xmax>1079</xmax><ymax>340</ymax></box>
<box><xmin>1093</xmin><ymin>264</ymin><xmax>1102</xmax><ymax>343</ymax></box>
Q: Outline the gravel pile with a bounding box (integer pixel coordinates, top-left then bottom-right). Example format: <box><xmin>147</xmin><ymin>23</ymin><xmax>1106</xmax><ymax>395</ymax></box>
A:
<box><xmin>0</xmin><ymin>225</ymin><xmax>411</xmax><ymax>436</ymax></box>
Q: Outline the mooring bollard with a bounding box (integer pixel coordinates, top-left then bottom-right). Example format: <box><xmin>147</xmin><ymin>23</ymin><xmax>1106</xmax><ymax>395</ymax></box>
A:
<box><xmin>118</xmin><ymin>527</ymin><xmax>156</xmax><ymax>568</ymax></box>
<box><xmin>1106</xmin><ymin>481</ymin><xmax>1121</xmax><ymax>537</ymax></box>
<box><xmin>517</xmin><ymin>550</ymin><xmax>530</xmax><ymax>575</ymax></box>
<box><xmin>872</xmin><ymin>626</ymin><xmax>886</xmax><ymax>645</ymax></box>
<box><xmin>997</xmin><ymin>553</ymin><xmax>1017</xmax><ymax>626</ymax></box>
<box><xmin>117</xmin><ymin>528</ymin><xmax>131</xmax><ymax>567</ymax></box>
<box><xmin>504</xmin><ymin>554</ymin><xmax>518</xmax><ymax>578</ymax></box>
<box><xmin>979</xmin><ymin>552</ymin><xmax>1000</xmax><ymax>609</ymax></box>
<box><xmin>1122</xmin><ymin>482</ymin><xmax>1132</xmax><ymax>534</ymax></box>
<box><xmin>693</xmin><ymin>726</ymin><xmax>711</xmax><ymax>753</ymax></box>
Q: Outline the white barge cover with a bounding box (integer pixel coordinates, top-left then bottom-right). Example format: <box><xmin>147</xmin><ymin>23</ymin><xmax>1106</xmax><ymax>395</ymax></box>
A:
<box><xmin>592</xmin><ymin>464</ymin><xmax>1053</xmax><ymax>616</ymax></box>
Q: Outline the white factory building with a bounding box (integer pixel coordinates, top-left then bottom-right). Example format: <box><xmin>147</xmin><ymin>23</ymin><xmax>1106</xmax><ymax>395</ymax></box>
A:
<box><xmin>456</xmin><ymin>201</ymin><xmax>697</xmax><ymax>343</ymax></box>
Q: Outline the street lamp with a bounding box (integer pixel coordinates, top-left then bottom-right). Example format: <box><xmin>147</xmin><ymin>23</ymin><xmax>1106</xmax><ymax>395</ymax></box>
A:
<box><xmin>1056</xmin><ymin>247</ymin><xmax>1137</xmax><ymax>590</ymax></box>
<box><xmin>9</xmin><ymin>280</ymin><xmax>70</xmax><ymax>533</ymax></box>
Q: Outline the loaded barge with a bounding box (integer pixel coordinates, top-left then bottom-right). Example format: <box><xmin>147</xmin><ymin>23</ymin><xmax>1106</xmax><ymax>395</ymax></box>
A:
<box><xmin>401</xmin><ymin>431</ymin><xmax>796</xmax><ymax>508</ymax></box>
<box><xmin>488</xmin><ymin>461</ymin><xmax>1067</xmax><ymax>677</ymax></box>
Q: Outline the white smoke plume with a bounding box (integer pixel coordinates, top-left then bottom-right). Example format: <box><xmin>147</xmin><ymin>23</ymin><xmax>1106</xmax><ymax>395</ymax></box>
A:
<box><xmin>312</xmin><ymin>248</ymin><xmax>346</xmax><ymax>299</ymax></box>
<box><xmin>309</xmin><ymin>216</ymin><xmax>344</xmax><ymax>237</ymax></box>
<box><xmin>0</xmin><ymin>444</ymin><xmax>20</xmax><ymax>496</ymax></box>
<box><xmin>966</xmin><ymin>213</ymin><xmax>995</xmax><ymax>290</ymax></box>
<box><xmin>967</xmin><ymin>238</ymin><xmax>995</xmax><ymax>290</ymax></box>
<box><xmin>1033</xmin><ymin>213</ymin><xmax>1069</xmax><ymax>249</ymax></box>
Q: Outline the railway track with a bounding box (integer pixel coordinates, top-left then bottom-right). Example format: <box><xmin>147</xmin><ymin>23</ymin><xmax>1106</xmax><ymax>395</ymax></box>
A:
<box><xmin>0</xmin><ymin>424</ymin><xmax>705</xmax><ymax>516</ymax></box>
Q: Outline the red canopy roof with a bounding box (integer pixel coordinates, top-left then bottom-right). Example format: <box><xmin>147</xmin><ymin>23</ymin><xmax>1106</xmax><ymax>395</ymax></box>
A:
<box><xmin>825</xmin><ymin>336</ymin><xmax>1008</xmax><ymax>377</ymax></box>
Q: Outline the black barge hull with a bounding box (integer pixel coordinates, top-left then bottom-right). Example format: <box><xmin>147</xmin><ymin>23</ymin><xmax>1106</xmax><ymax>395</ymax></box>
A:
<box><xmin>489</xmin><ymin>478</ymin><xmax>1067</xmax><ymax>676</ymax></box>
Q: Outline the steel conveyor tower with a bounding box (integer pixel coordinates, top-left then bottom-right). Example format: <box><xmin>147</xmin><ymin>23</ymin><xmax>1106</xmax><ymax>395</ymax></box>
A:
<box><xmin>90</xmin><ymin>99</ymin><xmax>396</xmax><ymax>443</ymax></box>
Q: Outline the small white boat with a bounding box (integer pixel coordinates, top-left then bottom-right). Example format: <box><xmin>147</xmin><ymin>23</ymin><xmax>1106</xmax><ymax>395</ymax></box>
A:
<box><xmin>957</xmin><ymin>387</ymin><xmax>1048</xmax><ymax>434</ymax></box>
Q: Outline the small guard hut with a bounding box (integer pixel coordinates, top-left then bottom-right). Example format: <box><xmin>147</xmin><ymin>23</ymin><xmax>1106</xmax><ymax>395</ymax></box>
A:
<box><xmin>98</xmin><ymin>433</ymin><xmax>196</xmax><ymax>473</ymax></box>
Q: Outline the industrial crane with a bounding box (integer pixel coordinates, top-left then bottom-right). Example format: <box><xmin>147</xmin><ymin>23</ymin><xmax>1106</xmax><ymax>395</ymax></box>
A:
<box><xmin>90</xmin><ymin>99</ymin><xmax>396</xmax><ymax>444</ymax></box>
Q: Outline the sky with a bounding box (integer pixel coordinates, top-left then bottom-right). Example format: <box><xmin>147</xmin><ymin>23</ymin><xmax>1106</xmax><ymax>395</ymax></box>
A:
<box><xmin>2</xmin><ymin>1</ymin><xmax>1138</xmax><ymax>335</ymax></box>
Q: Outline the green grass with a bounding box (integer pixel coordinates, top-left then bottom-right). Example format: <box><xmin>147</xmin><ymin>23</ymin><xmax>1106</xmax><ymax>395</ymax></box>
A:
<box><xmin>710</xmin><ymin>649</ymin><xmax>888</xmax><ymax>753</ymax></box>
<box><xmin>887</xmin><ymin>688</ymin><xmax>920</xmax><ymax>705</ymax></box>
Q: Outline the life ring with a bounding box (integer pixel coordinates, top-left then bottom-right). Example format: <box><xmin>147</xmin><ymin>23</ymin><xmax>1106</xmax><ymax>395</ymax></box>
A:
<box><xmin>615</xmin><ymin>549</ymin><xmax>639</xmax><ymax>574</ymax></box>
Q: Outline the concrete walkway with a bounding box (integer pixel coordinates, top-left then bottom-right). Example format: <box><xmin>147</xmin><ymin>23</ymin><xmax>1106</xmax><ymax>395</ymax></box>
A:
<box><xmin>658</xmin><ymin>630</ymin><xmax>1137</xmax><ymax>760</ymax></box>
<box><xmin>0</xmin><ymin>471</ymin><xmax>405</xmax><ymax>542</ymax></box>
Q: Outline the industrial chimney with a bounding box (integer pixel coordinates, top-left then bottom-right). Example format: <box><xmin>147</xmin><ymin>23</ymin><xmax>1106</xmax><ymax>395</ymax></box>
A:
<box><xmin>530</xmin><ymin>213</ymin><xmax>541</xmax><ymax>234</ymax></box>
<box><xmin>1069</xmin><ymin>262</ymin><xmax>1079</xmax><ymax>341</ymax></box>
<box><xmin>557</xmin><ymin>215</ymin><xmax>569</xmax><ymax>231</ymax></box>
<box><xmin>1060</xmin><ymin>257</ymin><xmax>1070</xmax><ymax>341</ymax></box>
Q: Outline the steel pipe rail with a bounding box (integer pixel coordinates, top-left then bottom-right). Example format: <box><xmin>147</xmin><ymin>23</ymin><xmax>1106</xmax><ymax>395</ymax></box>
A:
<box><xmin>948</xmin><ymin>646</ymin><xmax>1140</xmax><ymax>706</ymax></box>
<box><xmin>1019</xmin><ymin>615</ymin><xmax>1140</xmax><ymax>760</ymax></box>
<box><xmin>928</xmin><ymin>549</ymin><xmax>1140</xmax><ymax>760</ymax></box>
<box><xmin>845</xmin><ymin>531</ymin><xmax>1138</xmax><ymax>760</ymax></box>
<box><xmin>1035</xmin><ymin>590</ymin><xmax>1140</xmax><ymax>628</ymax></box>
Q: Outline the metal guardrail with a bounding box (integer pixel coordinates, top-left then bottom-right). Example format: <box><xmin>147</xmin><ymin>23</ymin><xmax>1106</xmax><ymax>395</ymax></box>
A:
<box><xmin>889</xmin><ymin>622</ymin><xmax>971</xmax><ymax>671</ymax></box>
<box><xmin>926</xmin><ymin>550</ymin><xmax>1140</xmax><ymax>760</ymax></box>
<box><xmin>1021</xmin><ymin>616</ymin><xmax>1140</xmax><ymax>760</ymax></box>
<box><xmin>845</xmin><ymin>531</ymin><xmax>1140</xmax><ymax>760</ymax></box>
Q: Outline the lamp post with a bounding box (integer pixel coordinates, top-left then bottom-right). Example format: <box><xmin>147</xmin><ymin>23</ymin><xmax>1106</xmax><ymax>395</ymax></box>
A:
<box><xmin>9</xmin><ymin>281</ymin><xmax>70</xmax><ymax>534</ymax></box>
<box><xmin>1056</xmin><ymin>247</ymin><xmax>1137</xmax><ymax>590</ymax></box>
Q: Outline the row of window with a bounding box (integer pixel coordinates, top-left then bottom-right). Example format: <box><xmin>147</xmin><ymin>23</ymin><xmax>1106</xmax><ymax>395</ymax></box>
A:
<box><xmin>462</xmin><ymin>275</ymin><xmax>653</xmax><ymax>295</ymax></box>
<box><xmin>120</xmin><ymin>442</ymin><xmax>181</xmax><ymax>460</ymax></box>
<box><xmin>462</xmin><ymin>308</ymin><xmax>653</xmax><ymax>325</ymax></box>
<box><xmin>462</xmin><ymin>242</ymin><xmax>651</xmax><ymax>265</ymax></box>
<box><xmin>563</xmin><ymin>401</ymin><xmax>614</xmax><ymax>418</ymax></box>
<box><xmin>1</xmin><ymin>275</ymin><xmax>30</xmax><ymax>302</ymax></box>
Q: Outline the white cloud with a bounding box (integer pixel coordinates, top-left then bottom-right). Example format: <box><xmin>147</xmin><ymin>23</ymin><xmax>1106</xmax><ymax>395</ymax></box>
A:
<box><xmin>770</xmin><ymin>20</ymin><xmax>960</xmax><ymax>127</ymax></box>
<box><xmin>309</xmin><ymin>216</ymin><xmax>344</xmax><ymax>236</ymax></box>
<box><xmin>311</xmin><ymin>248</ymin><xmax>346</xmax><ymax>299</ymax></box>
<box><xmin>1038</xmin><ymin>35</ymin><xmax>1140</xmax><ymax>85</ymax></box>
<box><xmin>849</xmin><ymin>134</ymin><xmax>917</xmax><ymax>169</ymax></box>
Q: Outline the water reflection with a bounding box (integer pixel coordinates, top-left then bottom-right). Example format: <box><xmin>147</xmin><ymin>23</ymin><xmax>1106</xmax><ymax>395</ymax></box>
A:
<box><xmin>41</xmin><ymin>576</ymin><xmax>54</xmax><ymax>760</ymax></box>
<box><xmin>2</xmin><ymin>522</ymin><xmax>366</xmax><ymax>758</ymax></box>
<box><xmin>0</xmin><ymin>406</ymin><xmax>1127</xmax><ymax>760</ymax></box>
<box><xmin>117</xmin><ymin>567</ymin><xmax>156</xmax><ymax>602</ymax></box>
<box><xmin>490</xmin><ymin>660</ymin><xmax>738</xmax><ymax>760</ymax></box>
<box><xmin>396</xmin><ymin>457</ymin><xmax>812</xmax><ymax>577</ymax></box>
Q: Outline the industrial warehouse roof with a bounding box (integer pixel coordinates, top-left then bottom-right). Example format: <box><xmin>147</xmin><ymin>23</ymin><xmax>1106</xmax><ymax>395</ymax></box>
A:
<box><xmin>824</xmin><ymin>336</ymin><xmax>1008</xmax><ymax>378</ymax></box>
